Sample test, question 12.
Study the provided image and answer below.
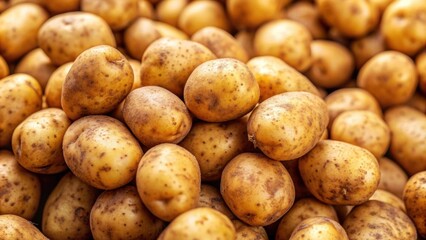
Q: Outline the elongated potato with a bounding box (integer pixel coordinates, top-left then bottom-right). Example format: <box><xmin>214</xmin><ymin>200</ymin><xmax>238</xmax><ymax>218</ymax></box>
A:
<box><xmin>0</xmin><ymin>214</ymin><xmax>47</xmax><ymax>240</ymax></box>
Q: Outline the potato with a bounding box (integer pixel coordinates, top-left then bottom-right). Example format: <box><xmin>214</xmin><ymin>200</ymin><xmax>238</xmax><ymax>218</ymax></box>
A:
<box><xmin>254</xmin><ymin>20</ymin><xmax>312</xmax><ymax>72</ymax></box>
<box><xmin>138</xmin><ymin>0</ymin><xmax>155</xmax><ymax>19</ymax></box>
<box><xmin>331</xmin><ymin>110</ymin><xmax>390</xmax><ymax>158</ymax></box>
<box><xmin>154</xmin><ymin>21</ymin><xmax>189</xmax><ymax>40</ymax></box>
<box><xmin>403</xmin><ymin>171</ymin><xmax>426</xmax><ymax>238</ymax></box>
<box><xmin>63</xmin><ymin>115</ymin><xmax>143</xmax><ymax>189</ymax></box>
<box><xmin>350</xmin><ymin>31</ymin><xmax>386</xmax><ymax>69</ymax></box>
<box><xmin>38</xmin><ymin>12</ymin><xmax>116</xmax><ymax>66</ymax></box>
<box><xmin>156</xmin><ymin>0</ymin><xmax>188</xmax><ymax>27</ymax></box>
<box><xmin>0</xmin><ymin>55</ymin><xmax>9</xmax><ymax>78</ymax></box>
<box><xmin>61</xmin><ymin>45</ymin><xmax>133</xmax><ymax>120</ymax></box>
<box><xmin>416</xmin><ymin>50</ymin><xmax>426</xmax><ymax>94</ymax></box>
<box><xmin>248</xmin><ymin>92</ymin><xmax>328</xmax><ymax>161</ymax></box>
<box><xmin>45</xmin><ymin>62</ymin><xmax>73</xmax><ymax>108</ymax></box>
<box><xmin>124</xmin><ymin>18</ymin><xmax>161</xmax><ymax>60</ymax></box>
<box><xmin>158</xmin><ymin>208</ymin><xmax>235</xmax><ymax>239</ymax></box>
<box><xmin>370</xmin><ymin>189</ymin><xmax>405</xmax><ymax>212</ymax></box>
<box><xmin>377</xmin><ymin>157</ymin><xmax>408</xmax><ymax>198</ymax></box>
<box><xmin>198</xmin><ymin>184</ymin><xmax>234</xmax><ymax>219</ymax></box>
<box><xmin>0</xmin><ymin>74</ymin><xmax>42</xmax><ymax>148</ymax></box>
<box><xmin>232</xmin><ymin>219</ymin><xmax>268</xmax><ymax>240</ymax></box>
<box><xmin>90</xmin><ymin>186</ymin><xmax>165</xmax><ymax>240</ymax></box>
<box><xmin>0</xmin><ymin>214</ymin><xmax>47</xmax><ymax>240</ymax></box>
<box><xmin>235</xmin><ymin>30</ymin><xmax>255</xmax><ymax>59</ymax></box>
<box><xmin>369</xmin><ymin>0</ymin><xmax>395</xmax><ymax>13</ymax></box>
<box><xmin>0</xmin><ymin>3</ymin><xmax>48</xmax><ymax>62</ymax></box>
<box><xmin>406</xmin><ymin>92</ymin><xmax>426</xmax><ymax>113</ymax></box>
<box><xmin>43</xmin><ymin>0</ymin><xmax>80</xmax><ymax>14</ymax></box>
<box><xmin>221</xmin><ymin>153</ymin><xmax>295</xmax><ymax>226</ymax></box>
<box><xmin>343</xmin><ymin>200</ymin><xmax>417</xmax><ymax>240</ymax></box>
<box><xmin>299</xmin><ymin>140</ymin><xmax>380</xmax><ymax>205</ymax></box>
<box><xmin>140</xmin><ymin>38</ymin><xmax>215</xmax><ymax>97</ymax></box>
<box><xmin>179</xmin><ymin>118</ymin><xmax>253</xmax><ymax>181</ymax></box>
<box><xmin>289</xmin><ymin>217</ymin><xmax>348</xmax><ymax>240</ymax></box>
<box><xmin>247</xmin><ymin>56</ymin><xmax>319</xmax><ymax>102</ymax></box>
<box><xmin>42</xmin><ymin>172</ymin><xmax>100</xmax><ymax>240</ymax></box>
<box><xmin>282</xmin><ymin>160</ymin><xmax>312</xmax><ymax>200</ymax></box>
<box><xmin>286</xmin><ymin>1</ymin><xmax>327</xmax><ymax>39</ymax></box>
<box><xmin>385</xmin><ymin>106</ymin><xmax>426</xmax><ymax>175</ymax></box>
<box><xmin>357</xmin><ymin>51</ymin><xmax>417</xmax><ymax>107</ymax></box>
<box><xmin>123</xmin><ymin>86</ymin><xmax>192</xmax><ymax>147</ymax></box>
<box><xmin>136</xmin><ymin>143</ymin><xmax>201</xmax><ymax>221</ymax></box>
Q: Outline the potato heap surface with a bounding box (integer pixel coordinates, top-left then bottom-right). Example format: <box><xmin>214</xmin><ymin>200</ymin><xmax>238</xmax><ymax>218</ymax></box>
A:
<box><xmin>0</xmin><ymin>0</ymin><xmax>425</xmax><ymax>239</ymax></box>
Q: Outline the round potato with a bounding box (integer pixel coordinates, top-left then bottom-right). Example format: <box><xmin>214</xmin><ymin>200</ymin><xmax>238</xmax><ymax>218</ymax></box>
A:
<box><xmin>198</xmin><ymin>184</ymin><xmax>234</xmax><ymax>220</ymax></box>
<box><xmin>350</xmin><ymin>31</ymin><xmax>386</xmax><ymax>69</ymax></box>
<box><xmin>370</xmin><ymin>189</ymin><xmax>405</xmax><ymax>212</ymax></box>
<box><xmin>138</xmin><ymin>0</ymin><xmax>155</xmax><ymax>19</ymax></box>
<box><xmin>232</xmin><ymin>219</ymin><xmax>268</xmax><ymax>240</ymax></box>
<box><xmin>136</xmin><ymin>143</ymin><xmax>201</xmax><ymax>222</ymax></box>
<box><xmin>124</xmin><ymin>18</ymin><xmax>161</xmax><ymax>60</ymax></box>
<box><xmin>43</xmin><ymin>0</ymin><xmax>80</xmax><ymax>14</ymax></box>
<box><xmin>286</xmin><ymin>1</ymin><xmax>327</xmax><ymax>39</ymax></box>
<box><xmin>63</xmin><ymin>115</ymin><xmax>143</xmax><ymax>189</ymax></box>
<box><xmin>184</xmin><ymin>58</ymin><xmax>259</xmax><ymax>122</ymax></box>
<box><xmin>221</xmin><ymin>153</ymin><xmax>295</xmax><ymax>226</ymax></box>
<box><xmin>0</xmin><ymin>214</ymin><xmax>47</xmax><ymax>240</ymax></box>
<box><xmin>403</xmin><ymin>171</ymin><xmax>426</xmax><ymax>238</ymax></box>
<box><xmin>289</xmin><ymin>217</ymin><xmax>348</xmax><ymax>240</ymax></box>
<box><xmin>156</xmin><ymin>0</ymin><xmax>187</xmax><ymax>27</ymax></box>
<box><xmin>0</xmin><ymin>55</ymin><xmax>8</xmax><ymax>78</ymax></box>
<box><xmin>377</xmin><ymin>157</ymin><xmax>408</xmax><ymax>198</ymax></box>
<box><xmin>45</xmin><ymin>62</ymin><xmax>73</xmax><ymax>108</ymax></box>
<box><xmin>416</xmin><ymin>50</ymin><xmax>426</xmax><ymax>94</ymax></box>
<box><xmin>248</xmin><ymin>91</ymin><xmax>328</xmax><ymax>161</ymax></box>
<box><xmin>299</xmin><ymin>140</ymin><xmax>380</xmax><ymax>205</ymax></box>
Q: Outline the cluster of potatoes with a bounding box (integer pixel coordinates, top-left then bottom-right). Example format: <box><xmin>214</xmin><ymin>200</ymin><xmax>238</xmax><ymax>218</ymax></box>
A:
<box><xmin>1</xmin><ymin>0</ymin><xmax>426</xmax><ymax>239</ymax></box>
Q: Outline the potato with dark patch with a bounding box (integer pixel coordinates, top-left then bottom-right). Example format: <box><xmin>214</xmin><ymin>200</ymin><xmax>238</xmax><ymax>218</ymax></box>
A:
<box><xmin>286</xmin><ymin>1</ymin><xmax>327</xmax><ymax>39</ymax></box>
<box><xmin>403</xmin><ymin>171</ymin><xmax>426</xmax><ymax>238</ymax></box>
<box><xmin>45</xmin><ymin>62</ymin><xmax>73</xmax><ymax>108</ymax></box>
<box><xmin>0</xmin><ymin>214</ymin><xmax>47</xmax><ymax>240</ymax></box>
<box><xmin>350</xmin><ymin>31</ymin><xmax>386</xmax><ymax>69</ymax></box>
<box><xmin>378</xmin><ymin>157</ymin><xmax>408</xmax><ymax>198</ymax></box>
<box><xmin>198</xmin><ymin>184</ymin><xmax>234</xmax><ymax>220</ymax></box>
<box><xmin>43</xmin><ymin>0</ymin><xmax>80</xmax><ymax>14</ymax></box>
<box><xmin>232</xmin><ymin>219</ymin><xmax>268</xmax><ymax>240</ymax></box>
<box><xmin>370</xmin><ymin>189</ymin><xmax>405</xmax><ymax>212</ymax></box>
<box><xmin>289</xmin><ymin>217</ymin><xmax>348</xmax><ymax>240</ymax></box>
<box><xmin>124</xmin><ymin>18</ymin><xmax>161</xmax><ymax>60</ymax></box>
<box><xmin>156</xmin><ymin>0</ymin><xmax>187</xmax><ymax>27</ymax></box>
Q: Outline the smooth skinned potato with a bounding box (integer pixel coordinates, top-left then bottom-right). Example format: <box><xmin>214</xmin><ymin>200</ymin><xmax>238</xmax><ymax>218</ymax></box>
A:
<box><xmin>378</xmin><ymin>157</ymin><xmax>408</xmax><ymax>198</ymax></box>
<box><xmin>154</xmin><ymin>21</ymin><xmax>189</xmax><ymax>40</ymax></box>
<box><xmin>45</xmin><ymin>62</ymin><xmax>73</xmax><ymax>108</ymax></box>
<box><xmin>286</xmin><ymin>1</ymin><xmax>327</xmax><ymax>39</ymax></box>
<box><xmin>235</xmin><ymin>30</ymin><xmax>255</xmax><ymax>59</ymax></box>
<box><xmin>156</xmin><ymin>0</ymin><xmax>188</xmax><ymax>27</ymax></box>
<box><xmin>370</xmin><ymin>189</ymin><xmax>405</xmax><ymax>212</ymax></box>
<box><xmin>0</xmin><ymin>214</ymin><xmax>47</xmax><ymax>240</ymax></box>
<box><xmin>289</xmin><ymin>217</ymin><xmax>348</xmax><ymax>240</ymax></box>
<box><xmin>403</xmin><ymin>171</ymin><xmax>426</xmax><ymax>238</ymax></box>
<box><xmin>198</xmin><ymin>184</ymin><xmax>234</xmax><ymax>220</ymax></box>
<box><xmin>124</xmin><ymin>18</ymin><xmax>161</xmax><ymax>60</ymax></box>
<box><xmin>232</xmin><ymin>219</ymin><xmax>268</xmax><ymax>240</ymax></box>
<box><xmin>350</xmin><ymin>31</ymin><xmax>386</xmax><ymax>69</ymax></box>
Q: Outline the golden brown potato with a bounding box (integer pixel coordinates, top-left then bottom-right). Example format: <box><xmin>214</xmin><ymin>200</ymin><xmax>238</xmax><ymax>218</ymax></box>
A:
<box><xmin>124</xmin><ymin>18</ymin><xmax>161</xmax><ymax>60</ymax></box>
<box><xmin>286</xmin><ymin>1</ymin><xmax>327</xmax><ymax>39</ymax></box>
<box><xmin>0</xmin><ymin>55</ymin><xmax>9</xmax><ymax>78</ymax></box>
<box><xmin>405</xmin><ymin>92</ymin><xmax>426</xmax><ymax>113</ymax></box>
<box><xmin>198</xmin><ymin>184</ymin><xmax>234</xmax><ymax>219</ymax></box>
<box><xmin>0</xmin><ymin>214</ymin><xmax>47</xmax><ymax>240</ymax></box>
<box><xmin>154</xmin><ymin>21</ymin><xmax>189</xmax><ymax>40</ymax></box>
<box><xmin>156</xmin><ymin>0</ymin><xmax>188</xmax><ymax>27</ymax></box>
<box><xmin>235</xmin><ymin>30</ymin><xmax>255</xmax><ymax>59</ymax></box>
<box><xmin>369</xmin><ymin>0</ymin><xmax>395</xmax><ymax>13</ymax></box>
<box><xmin>248</xmin><ymin>92</ymin><xmax>328</xmax><ymax>161</ymax></box>
<box><xmin>43</xmin><ymin>0</ymin><xmax>80</xmax><ymax>14</ymax></box>
<box><xmin>299</xmin><ymin>140</ymin><xmax>380</xmax><ymax>205</ymax></box>
<box><xmin>370</xmin><ymin>189</ymin><xmax>405</xmax><ymax>212</ymax></box>
<box><xmin>138</xmin><ymin>0</ymin><xmax>155</xmax><ymax>19</ymax></box>
<box><xmin>416</xmin><ymin>50</ymin><xmax>426</xmax><ymax>94</ymax></box>
<box><xmin>90</xmin><ymin>186</ymin><xmax>165</xmax><ymax>240</ymax></box>
<box><xmin>0</xmin><ymin>3</ymin><xmax>48</xmax><ymax>62</ymax></box>
<box><xmin>44</xmin><ymin>62</ymin><xmax>72</xmax><ymax>108</ymax></box>
<box><xmin>232</xmin><ymin>219</ymin><xmax>268</xmax><ymax>240</ymax></box>
<box><xmin>221</xmin><ymin>153</ymin><xmax>295</xmax><ymax>226</ymax></box>
<box><xmin>38</xmin><ymin>12</ymin><xmax>116</xmax><ymax>66</ymax></box>
<box><xmin>282</xmin><ymin>160</ymin><xmax>312</xmax><ymax>200</ymax></box>
<box><xmin>350</xmin><ymin>31</ymin><xmax>386</xmax><ymax>69</ymax></box>
<box><xmin>403</xmin><ymin>171</ymin><xmax>426</xmax><ymax>238</ymax></box>
<box><xmin>136</xmin><ymin>143</ymin><xmax>201</xmax><ymax>222</ymax></box>
<box><xmin>377</xmin><ymin>157</ymin><xmax>408</xmax><ymax>198</ymax></box>
<box><xmin>289</xmin><ymin>217</ymin><xmax>348</xmax><ymax>240</ymax></box>
<box><xmin>128</xmin><ymin>59</ymin><xmax>142</xmax><ymax>90</ymax></box>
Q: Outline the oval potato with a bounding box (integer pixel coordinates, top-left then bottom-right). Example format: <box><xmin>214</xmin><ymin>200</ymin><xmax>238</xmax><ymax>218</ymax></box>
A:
<box><xmin>289</xmin><ymin>217</ymin><xmax>348</xmax><ymax>240</ymax></box>
<box><xmin>0</xmin><ymin>214</ymin><xmax>47</xmax><ymax>240</ymax></box>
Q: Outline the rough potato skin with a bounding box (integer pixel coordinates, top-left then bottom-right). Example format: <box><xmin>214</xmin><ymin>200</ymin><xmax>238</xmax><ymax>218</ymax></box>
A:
<box><xmin>232</xmin><ymin>219</ymin><xmax>268</xmax><ymax>240</ymax></box>
<box><xmin>0</xmin><ymin>214</ymin><xmax>48</xmax><ymax>240</ymax></box>
<box><xmin>289</xmin><ymin>217</ymin><xmax>348</xmax><ymax>240</ymax></box>
<box><xmin>198</xmin><ymin>184</ymin><xmax>235</xmax><ymax>220</ymax></box>
<box><xmin>403</xmin><ymin>171</ymin><xmax>426</xmax><ymax>238</ymax></box>
<box><xmin>377</xmin><ymin>157</ymin><xmax>408</xmax><ymax>198</ymax></box>
<box><xmin>45</xmin><ymin>62</ymin><xmax>73</xmax><ymax>108</ymax></box>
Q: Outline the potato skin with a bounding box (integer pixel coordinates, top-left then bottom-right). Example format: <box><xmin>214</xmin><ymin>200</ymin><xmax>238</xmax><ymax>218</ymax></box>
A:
<box><xmin>350</xmin><ymin>31</ymin><xmax>386</xmax><ymax>69</ymax></box>
<box><xmin>156</xmin><ymin>0</ymin><xmax>187</xmax><ymax>27</ymax></box>
<box><xmin>220</xmin><ymin>153</ymin><xmax>295</xmax><ymax>226</ymax></box>
<box><xmin>43</xmin><ymin>0</ymin><xmax>80</xmax><ymax>14</ymax></box>
<box><xmin>124</xmin><ymin>18</ymin><xmax>161</xmax><ymax>60</ymax></box>
<box><xmin>417</xmin><ymin>51</ymin><xmax>426</xmax><ymax>95</ymax></box>
<box><xmin>403</xmin><ymin>171</ymin><xmax>426</xmax><ymax>238</ymax></box>
<box><xmin>289</xmin><ymin>217</ymin><xmax>348</xmax><ymax>240</ymax></box>
<box><xmin>378</xmin><ymin>157</ymin><xmax>408</xmax><ymax>198</ymax></box>
<box><xmin>232</xmin><ymin>219</ymin><xmax>268</xmax><ymax>240</ymax></box>
<box><xmin>45</xmin><ymin>62</ymin><xmax>73</xmax><ymax>108</ymax></box>
<box><xmin>198</xmin><ymin>184</ymin><xmax>234</xmax><ymax>220</ymax></box>
<box><xmin>0</xmin><ymin>55</ymin><xmax>9</xmax><ymax>78</ymax></box>
<box><xmin>370</xmin><ymin>189</ymin><xmax>405</xmax><ymax>212</ymax></box>
<box><xmin>286</xmin><ymin>1</ymin><xmax>327</xmax><ymax>39</ymax></box>
<box><xmin>136</xmin><ymin>143</ymin><xmax>201</xmax><ymax>222</ymax></box>
<box><xmin>0</xmin><ymin>214</ymin><xmax>48</xmax><ymax>240</ymax></box>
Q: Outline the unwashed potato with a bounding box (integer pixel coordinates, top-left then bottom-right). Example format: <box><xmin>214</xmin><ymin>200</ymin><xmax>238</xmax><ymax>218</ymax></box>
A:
<box><xmin>370</xmin><ymin>189</ymin><xmax>405</xmax><ymax>212</ymax></box>
<box><xmin>0</xmin><ymin>150</ymin><xmax>40</xmax><ymax>220</ymax></box>
<box><xmin>198</xmin><ymin>184</ymin><xmax>234</xmax><ymax>219</ymax></box>
<box><xmin>90</xmin><ymin>186</ymin><xmax>165</xmax><ymax>240</ymax></box>
<box><xmin>286</xmin><ymin>1</ymin><xmax>327</xmax><ymax>39</ymax></box>
<box><xmin>43</xmin><ymin>0</ymin><xmax>80</xmax><ymax>14</ymax></box>
<box><xmin>124</xmin><ymin>18</ymin><xmax>161</xmax><ymax>60</ymax></box>
<box><xmin>156</xmin><ymin>0</ymin><xmax>188</xmax><ymax>27</ymax></box>
<box><xmin>299</xmin><ymin>140</ymin><xmax>380</xmax><ymax>205</ymax></box>
<box><xmin>377</xmin><ymin>157</ymin><xmax>408</xmax><ymax>198</ymax></box>
<box><xmin>63</xmin><ymin>115</ymin><xmax>143</xmax><ymax>189</ymax></box>
<box><xmin>220</xmin><ymin>153</ymin><xmax>295</xmax><ymax>226</ymax></box>
<box><xmin>385</xmin><ymin>106</ymin><xmax>426</xmax><ymax>175</ymax></box>
<box><xmin>0</xmin><ymin>74</ymin><xmax>42</xmax><ymax>148</ymax></box>
<box><xmin>136</xmin><ymin>143</ymin><xmax>201</xmax><ymax>222</ymax></box>
<box><xmin>247</xmin><ymin>92</ymin><xmax>328</xmax><ymax>161</ymax></box>
<box><xmin>38</xmin><ymin>12</ymin><xmax>116</xmax><ymax>66</ymax></box>
<box><xmin>416</xmin><ymin>50</ymin><xmax>426</xmax><ymax>94</ymax></box>
<box><xmin>0</xmin><ymin>3</ymin><xmax>48</xmax><ymax>62</ymax></box>
<box><xmin>343</xmin><ymin>200</ymin><xmax>417</xmax><ymax>240</ymax></box>
<box><xmin>0</xmin><ymin>55</ymin><xmax>8</xmax><ymax>78</ymax></box>
<box><xmin>42</xmin><ymin>172</ymin><xmax>100</xmax><ymax>240</ymax></box>
<box><xmin>0</xmin><ymin>214</ymin><xmax>47</xmax><ymax>240</ymax></box>
<box><xmin>232</xmin><ymin>219</ymin><xmax>268</xmax><ymax>240</ymax></box>
<box><xmin>403</xmin><ymin>171</ymin><xmax>426</xmax><ymax>238</ymax></box>
<box><xmin>289</xmin><ymin>217</ymin><xmax>348</xmax><ymax>240</ymax></box>
<box><xmin>45</xmin><ymin>62</ymin><xmax>73</xmax><ymax>108</ymax></box>
<box><xmin>350</xmin><ymin>31</ymin><xmax>386</xmax><ymax>69</ymax></box>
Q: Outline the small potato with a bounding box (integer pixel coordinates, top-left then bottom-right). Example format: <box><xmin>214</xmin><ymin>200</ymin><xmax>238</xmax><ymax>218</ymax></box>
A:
<box><xmin>63</xmin><ymin>115</ymin><xmax>143</xmax><ymax>189</ymax></box>
<box><xmin>45</xmin><ymin>62</ymin><xmax>73</xmax><ymax>108</ymax></box>
<box><xmin>43</xmin><ymin>0</ymin><xmax>80</xmax><ymax>14</ymax></box>
<box><xmin>198</xmin><ymin>184</ymin><xmax>234</xmax><ymax>219</ymax></box>
<box><xmin>0</xmin><ymin>74</ymin><xmax>42</xmax><ymax>148</ymax></box>
<box><xmin>350</xmin><ymin>31</ymin><xmax>386</xmax><ymax>69</ymax></box>
<box><xmin>378</xmin><ymin>157</ymin><xmax>408</xmax><ymax>198</ymax></box>
<box><xmin>248</xmin><ymin>92</ymin><xmax>328</xmax><ymax>161</ymax></box>
<box><xmin>138</xmin><ymin>0</ymin><xmax>155</xmax><ymax>19</ymax></box>
<box><xmin>38</xmin><ymin>12</ymin><xmax>116</xmax><ymax>65</ymax></box>
<box><xmin>282</xmin><ymin>160</ymin><xmax>312</xmax><ymax>200</ymax></box>
<box><xmin>235</xmin><ymin>30</ymin><xmax>255</xmax><ymax>59</ymax></box>
<box><xmin>184</xmin><ymin>58</ymin><xmax>259</xmax><ymax>122</ymax></box>
<box><xmin>90</xmin><ymin>186</ymin><xmax>165</xmax><ymax>240</ymax></box>
<box><xmin>123</xmin><ymin>86</ymin><xmax>192</xmax><ymax>147</ymax></box>
<box><xmin>154</xmin><ymin>21</ymin><xmax>189</xmax><ymax>40</ymax></box>
<box><xmin>343</xmin><ymin>200</ymin><xmax>417</xmax><ymax>240</ymax></box>
<box><xmin>385</xmin><ymin>106</ymin><xmax>426</xmax><ymax>175</ymax></box>
<box><xmin>403</xmin><ymin>171</ymin><xmax>426</xmax><ymax>238</ymax></box>
<box><xmin>289</xmin><ymin>217</ymin><xmax>348</xmax><ymax>240</ymax></box>
<box><xmin>42</xmin><ymin>172</ymin><xmax>100</xmax><ymax>240</ymax></box>
<box><xmin>124</xmin><ymin>18</ymin><xmax>161</xmax><ymax>60</ymax></box>
<box><xmin>158</xmin><ymin>208</ymin><xmax>235</xmax><ymax>240</ymax></box>
<box><xmin>357</xmin><ymin>51</ymin><xmax>418</xmax><ymax>107</ymax></box>
<box><xmin>156</xmin><ymin>0</ymin><xmax>188</xmax><ymax>27</ymax></box>
<box><xmin>0</xmin><ymin>3</ymin><xmax>48</xmax><ymax>62</ymax></box>
<box><xmin>286</xmin><ymin>1</ymin><xmax>327</xmax><ymax>39</ymax></box>
<box><xmin>0</xmin><ymin>55</ymin><xmax>9</xmax><ymax>78</ymax></box>
<box><xmin>0</xmin><ymin>214</ymin><xmax>47</xmax><ymax>240</ymax></box>
<box><xmin>370</xmin><ymin>189</ymin><xmax>405</xmax><ymax>212</ymax></box>
<box><xmin>140</xmin><ymin>38</ymin><xmax>216</xmax><ymax>97</ymax></box>
<box><xmin>299</xmin><ymin>140</ymin><xmax>380</xmax><ymax>205</ymax></box>
<box><xmin>0</xmin><ymin>150</ymin><xmax>40</xmax><ymax>220</ymax></box>
<box><xmin>220</xmin><ymin>153</ymin><xmax>295</xmax><ymax>226</ymax></box>
<box><xmin>61</xmin><ymin>45</ymin><xmax>133</xmax><ymax>120</ymax></box>
<box><xmin>136</xmin><ymin>143</ymin><xmax>201</xmax><ymax>221</ymax></box>
<box><xmin>254</xmin><ymin>19</ymin><xmax>312</xmax><ymax>72</ymax></box>
<box><xmin>232</xmin><ymin>219</ymin><xmax>268</xmax><ymax>240</ymax></box>
<box><xmin>406</xmin><ymin>92</ymin><xmax>426</xmax><ymax>113</ymax></box>
<box><xmin>416</xmin><ymin>50</ymin><xmax>426</xmax><ymax>94</ymax></box>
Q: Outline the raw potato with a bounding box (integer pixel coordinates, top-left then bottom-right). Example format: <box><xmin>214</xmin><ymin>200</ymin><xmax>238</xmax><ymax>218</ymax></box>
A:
<box><xmin>123</xmin><ymin>86</ymin><xmax>192</xmax><ymax>147</ymax></box>
<box><xmin>220</xmin><ymin>153</ymin><xmax>295</xmax><ymax>226</ymax></box>
<box><xmin>289</xmin><ymin>217</ymin><xmax>348</xmax><ymax>240</ymax></box>
<box><xmin>154</xmin><ymin>21</ymin><xmax>189</xmax><ymax>40</ymax></box>
<box><xmin>416</xmin><ymin>50</ymin><xmax>426</xmax><ymax>94</ymax></box>
<box><xmin>0</xmin><ymin>74</ymin><xmax>42</xmax><ymax>148</ymax></box>
<box><xmin>0</xmin><ymin>214</ymin><xmax>47</xmax><ymax>240</ymax></box>
<box><xmin>235</xmin><ymin>30</ymin><xmax>255</xmax><ymax>59</ymax></box>
<box><xmin>156</xmin><ymin>0</ymin><xmax>188</xmax><ymax>27</ymax></box>
<box><xmin>350</xmin><ymin>31</ymin><xmax>386</xmax><ymax>69</ymax></box>
<box><xmin>343</xmin><ymin>200</ymin><xmax>417</xmax><ymax>240</ymax></box>
<box><xmin>38</xmin><ymin>12</ymin><xmax>116</xmax><ymax>65</ymax></box>
<box><xmin>247</xmin><ymin>92</ymin><xmax>328</xmax><ymax>161</ymax></box>
<box><xmin>184</xmin><ymin>58</ymin><xmax>260</xmax><ymax>122</ymax></box>
<box><xmin>385</xmin><ymin>106</ymin><xmax>426</xmax><ymax>175</ymax></box>
<box><xmin>403</xmin><ymin>171</ymin><xmax>426</xmax><ymax>238</ymax></box>
<box><xmin>254</xmin><ymin>19</ymin><xmax>312</xmax><ymax>72</ymax></box>
<box><xmin>286</xmin><ymin>1</ymin><xmax>327</xmax><ymax>39</ymax></box>
<box><xmin>406</xmin><ymin>93</ymin><xmax>426</xmax><ymax>113</ymax></box>
<box><xmin>0</xmin><ymin>55</ymin><xmax>8</xmax><ymax>78</ymax></box>
<box><xmin>232</xmin><ymin>219</ymin><xmax>268</xmax><ymax>240</ymax></box>
<box><xmin>63</xmin><ymin>115</ymin><xmax>143</xmax><ymax>189</ymax></box>
<box><xmin>282</xmin><ymin>160</ymin><xmax>312</xmax><ymax>200</ymax></box>
<box><xmin>299</xmin><ymin>140</ymin><xmax>380</xmax><ymax>205</ymax></box>
<box><xmin>42</xmin><ymin>172</ymin><xmax>100</xmax><ymax>240</ymax></box>
<box><xmin>0</xmin><ymin>3</ymin><xmax>48</xmax><ymax>61</ymax></box>
<box><xmin>90</xmin><ymin>186</ymin><xmax>165</xmax><ymax>240</ymax></box>
<box><xmin>124</xmin><ymin>18</ymin><xmax>161</xmax><ymax>60</ymax></box>
<box><xmin>61</xmin><ymin>45</ymin><xmax>133</xmax><ymax>120</ymax></box>
<box><xmin>43</xmin><ymin>0</ymin><xmax>80</xmax><ymax>14</ymax></box>
<box><xmin>45</xmin><ymin>62</ymin><xmax>73</xmax><ymax>108</ymax></box>
<box><xmin>12</xmin><ymin>108</ymin><xmax>71</xmax><ymax>174</ymax></box>
<box><xmin>370</xmin><ymin>189</ymin><xmax>405</xmax><ymax>212</ymax></box>
<box><xmin>158</xmin><ymin>208</ymin><xmax>235</xmax><ymax>240</ymax></box>
<box><xmin>136</xmin><ymin>143</ymin><xmax>201</xmax><ymax>222</ymax></box>
<box><xmin>378</xmin><ymin>157</ymin><xmax>408</xmax><ymax>198</ymax></box>
<box><xmin>198</xmin><ymin>184</ymin><xmax>234</xmax><ymax>219</ymax></box>
<box><xmin>138</xmin><ymin>0</ymin><xmax>155</xmax><ymax>19</ymax></box>
<box><xmin>0</xmin><ymin>150</ymin><xmax>40</xmax><ymax>219</ymax></box>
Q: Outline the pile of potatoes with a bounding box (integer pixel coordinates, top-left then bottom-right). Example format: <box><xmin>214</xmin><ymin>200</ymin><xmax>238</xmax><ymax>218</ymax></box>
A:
<box><xmin>1</xmin><ymin>0</ymin><xmax>426</xmax><ymax>239</ymax></box>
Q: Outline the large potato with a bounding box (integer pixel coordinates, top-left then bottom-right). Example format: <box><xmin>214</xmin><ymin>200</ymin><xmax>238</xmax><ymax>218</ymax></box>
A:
<box><xmin>198</xmin><ymin>184</ymin><xmax>234</xmax><ymax>220</ymax></box>
<box><xmin>378</xmin><ymin>157</ymin><xmax>408</xmax><ymax>198</ymax></box>
<box><xmin>45</xmin><ymin>62</ymin><xmax>73</xmax><ymax>108</ymax></box>
<box><xmin>232</xmin><ymin>219</ymin><xmax>268</xmax><ymax>240</ymax></box>
<box><xmin>221</xmin><ymin>153</ymin><xmax>295</xmax><ymax>226</ymax></box>
<box><xmin>247</xmin><ymin>91</ymin><xmax>328</xmax><ymax>161</ymax></box>
<box><xmin>63</xmin><ymin>115</ymin><xmax>143</xmax><ymax>189</ymax></box>
<box><xmin>289</xmin><ymin>217</ymin><xmax>348</xmax><ymax>240</ymax></box>
<box><xmin>124</xmin><ymin>18</ymin><xmax>161</xmax><ymax>60</ymax></box>
<box><xmin>136</xmin><ymin>143</ymin><xmax>201</xmax><ymax>221</ymax></box>
<box><xmin>286</xmin><ymin>1</ymin><xmax>327</xmax><ymax>39</ymax></box>
<box><xmin>0</xmin><ymin>214</ymin><xmax>47</xmax><ymax>240</ymax></box>
<box><xmin>403</xmin><ymin>171</ymin><xmax>426</xmax><ymax>238</ymax></box>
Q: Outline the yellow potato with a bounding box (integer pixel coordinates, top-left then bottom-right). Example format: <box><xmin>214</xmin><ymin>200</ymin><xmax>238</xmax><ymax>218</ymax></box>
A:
<box><xmin>124</xmin><ymin>18</ymin><xmax>161</xmax><ymax>60</ymax></box>
<box><xmin>232</xmin><ymin>219</ymin><xmax>268</xmax><ymax>240</ymax></box>
<box><xmin>377</xmin><ymin>157</ymin><xmax>408</xmax><ymax>198</ymax></box>
<box><xmin>138</xmin><ymin>0</ymin><xmax>155</xmax><ymax>19</ymax></box>
<box><xmin>0</xmin><ymin>214</ymin><xmax>47</xmax><ymax>240</ymax></box>
<box><xmin>154</xmin><ymin>21</ymin><xmax>189</xmax><ymax>40</ymax></box>
<box><xmin>282</xmin><ymin>160</ymin><xmax>312</xmax><ymax>200</ymax></box>
<box><xmin>350</xmin><ymin>31</ymin><xmax>386</xmax><ymax>69</ymax></box>
<box><xmin>403</xmin><ymin>171</ymin><xmax>426</xmax><ymax>238</ymax></box>
<box><xmin>0</xmin><ymin>55</ymin><xmax>9</xmax><ymax>78</ymax></box>
<box><xmin>198</xmin><ymin>184</ymin><xmax>234</xmax><ymax>219</ymax></box>
<box><xmin>289</xmin><ymin>217</ymin><xmax>348</xmax><ymax>240</ymax></box>
<box><xmin>406</xmin><ymin>92</ymin><xmax>426</xmax><ymax>113</ymax></box>
<box><xmin>43</xmin><ymin>0</ymin><xmax>80</xmax><ymax>14</ymax></box>
<box><xmin>286</xmin><ymin>1</ymin><xmax>327</xmax><ymax>39</ymax></box>
<box><xmin>235</xmin><ymin>30</ymin><xmax>255</xmax><ymax>59</ymax></box>
<box><xmin>44</xmin><ymin>62</ymin><xmax>72</xmax><ymax>108</ymax></box>
<box><xmin>416</xmin><ymin>50</ymin><xmax>426</xmax><ymax>94</ymax></box>
<box><xmin>370</xmin><ymin>189</ymin><xmax>405</xmax><ymax>212</ymax></box>
<box><xmin>156</xmin><ymin>0</ymin><xmax>188</xmax><ymax>27</ymax></box>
